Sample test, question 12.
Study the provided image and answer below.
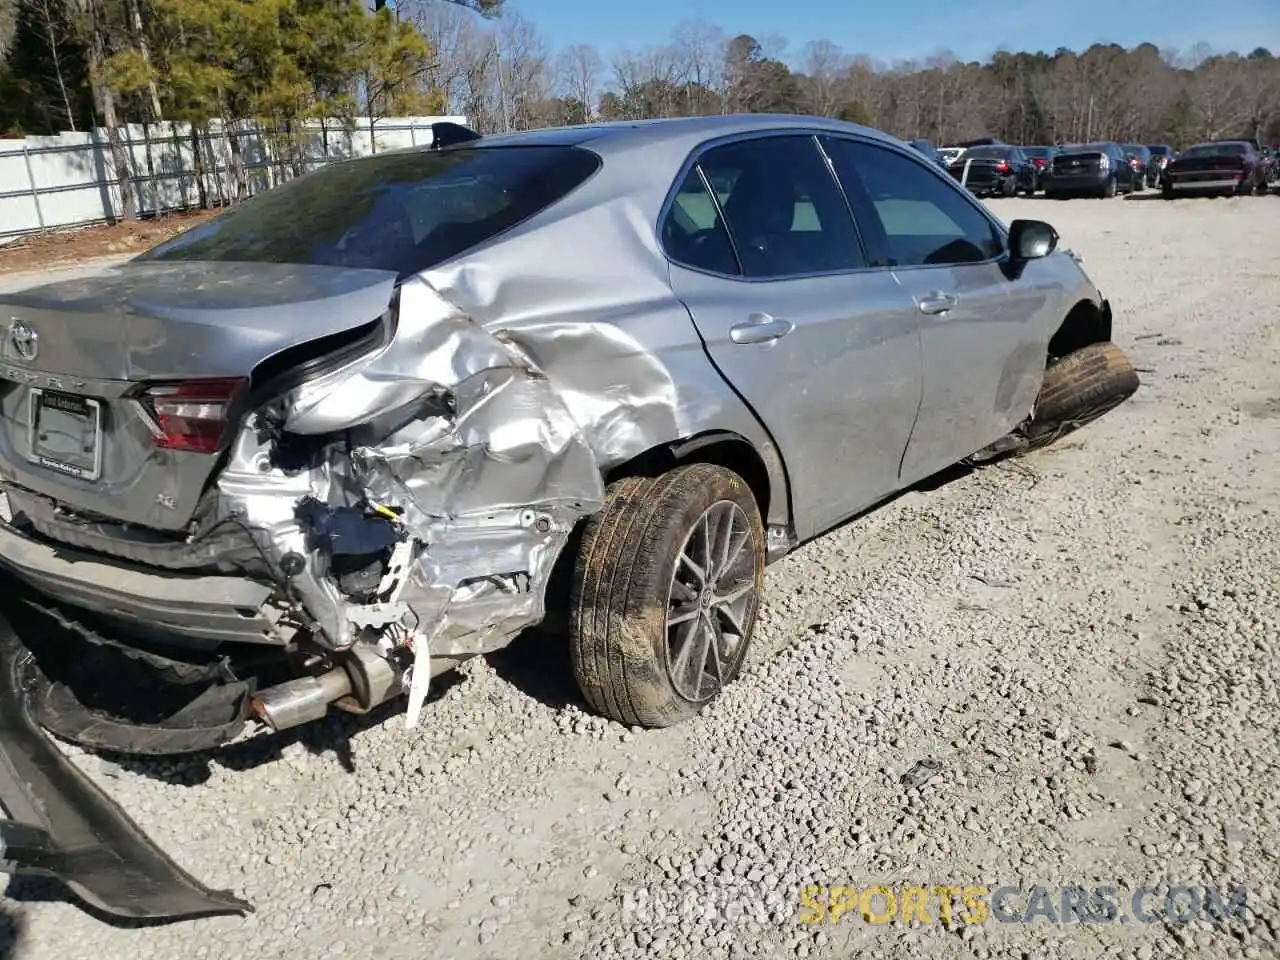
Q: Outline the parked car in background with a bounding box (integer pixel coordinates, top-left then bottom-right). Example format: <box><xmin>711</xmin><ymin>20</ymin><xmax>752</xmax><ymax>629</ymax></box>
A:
<box><xmin>1022</xmin><ymin>146</ymin><xmax>1058</xmax><ymax>189</ymax></box>
<box><xmin>906</xmin><ymin>138</ymin><xmax>947</xmax><ymax>167</ymax></box>
<box><xmin>937</xmin><ymin>145</ymin><xmax>967</xmax><ymax>166</ymax></box>
<box><xmin>956</xmin><ymin>137</ymin><xmax>1007</xmax><ymax>147</ymax></box>
<box><xmin>1146</xmin><ymin>144</ymin><xmax>1175</xmax><ymax>184</ymax></box>
<box><xmin>0</xmin><ymin>112</ymin><xmax>1141</xmax><ymax>920</ymax></box>
<box><xmin>1257</xmin><ymin>145</ymin><xmax>1277</xmax><ymax>183</ymax></box>
<box><xmin>1043</xmin><ymin>142</ymin><xmax>1140</xmax><ymax>198</ymax></box>
<box><xmin>947</xmin><ymin>144</ymin><xmax>1037</xmax><ymax>197</ymax></box>
<box><xmin>1121</xmin><ymin>145</ymin><xmax>1156</xmax><ymax>189</ymax></box>
<box><xmin>1162</xmin><ymin>140</ymin><xmax>1270</xmax><ymax>197</ymax></box>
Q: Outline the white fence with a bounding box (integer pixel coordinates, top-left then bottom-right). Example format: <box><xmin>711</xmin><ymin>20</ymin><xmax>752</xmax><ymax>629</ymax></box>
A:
<box><xmin>0</xmin><ymin>115</ymin><xmax>468</xmax><ymax>242</ymax></box>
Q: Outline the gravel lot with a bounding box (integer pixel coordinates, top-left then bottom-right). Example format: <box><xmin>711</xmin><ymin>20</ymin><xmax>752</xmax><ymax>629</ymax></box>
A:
<box><xmin>3</xmin><ymin>194</ymin><xmax>1279</xmax><ymax>959</ymax></box>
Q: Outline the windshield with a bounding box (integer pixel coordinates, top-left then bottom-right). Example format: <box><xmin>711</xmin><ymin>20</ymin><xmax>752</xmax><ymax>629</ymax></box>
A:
<box><xmin>1024</xmin><ymin>147</ymin><xmax>1053</xmax><ymax>157</ymax></box>
<box><xmin>1181</xmin><ymin>142</ymin><xmax>1247</xmax><ymax>157</ymax></box>
<box><xmin>140</xmin><ymin>145</ymin><xmax>602</xmax><ymax>278</ymax></box>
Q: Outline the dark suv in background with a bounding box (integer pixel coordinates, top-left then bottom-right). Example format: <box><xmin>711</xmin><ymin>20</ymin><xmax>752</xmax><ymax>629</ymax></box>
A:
<box><xmin>1146</xmin><ymin>144</ymin><xmax>1175</xmax><ymax>185</ymax></box>
<box><xmin>1122</xmin><ymin>145</ymin><xmax>1157</xmax><ymax>189</ymax></box>
<box><xmin>1022</xmin><ymin>146</ymin><xmax>1058</xmax><ymax>189</ymax></box>
<box><xmin>946</xmin><ymin>144</ymin><xmax>1038</xmax><ymax>196</ymax></box>
<box><xmin>1043</xmin><ymin>142</ymin><xmax>1141</xmax><ymax>198</ymax></box>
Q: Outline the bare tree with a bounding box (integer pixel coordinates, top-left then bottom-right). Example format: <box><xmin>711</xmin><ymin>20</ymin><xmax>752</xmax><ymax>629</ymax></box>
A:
<box><xmin>801</xmin><ymin>39</ymin><xmax>848</xmax><ymax>117</ymax></box>
<box><xmin>555</xmin><ymin>42</ymin><xmax>602</xmax><ymax>119</ymax></box>
<box><xmin>22</xmin><ymin>0</ymin><xmax>77</xmax><ymax>130</ymax></box>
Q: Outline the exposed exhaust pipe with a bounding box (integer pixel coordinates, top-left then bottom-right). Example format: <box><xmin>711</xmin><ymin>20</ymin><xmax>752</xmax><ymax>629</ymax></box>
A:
<box><xmin>250</xmin><ymin>667</ymin><xmax>353</xmax><ymax>732</ymax></box>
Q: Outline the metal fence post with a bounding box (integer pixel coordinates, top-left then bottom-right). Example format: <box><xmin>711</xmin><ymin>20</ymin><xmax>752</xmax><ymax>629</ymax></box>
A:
<box><xmin>21</xmin><ymin>144</ymin><xmax>46</xmax><ymax>229</ymax></box>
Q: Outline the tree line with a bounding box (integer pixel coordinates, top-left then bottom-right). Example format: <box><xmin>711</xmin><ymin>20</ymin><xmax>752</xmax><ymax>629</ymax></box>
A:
<box><xmin>2</xmin><ymin>0</ymin><xmax>1277</xmax><ymax>221</ymax></box>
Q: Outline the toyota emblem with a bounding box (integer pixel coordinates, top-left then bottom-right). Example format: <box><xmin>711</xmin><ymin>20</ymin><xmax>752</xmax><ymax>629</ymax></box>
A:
<box><xmin>7</xmin><ymin>319</ymin><xmax>38</xmax><ymax>362</ymax></box>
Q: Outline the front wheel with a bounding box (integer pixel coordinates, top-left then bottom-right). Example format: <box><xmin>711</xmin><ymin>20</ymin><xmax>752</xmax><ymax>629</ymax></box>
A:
<box><xmin>569</xmin><ymin>463</ymin><xmax>765</xmax><ymax>728</ymax></box>
<box><xmin>1022</xmin><ymin>342</ymin><xmax>1140</xmax><ymax>452</ymax></box>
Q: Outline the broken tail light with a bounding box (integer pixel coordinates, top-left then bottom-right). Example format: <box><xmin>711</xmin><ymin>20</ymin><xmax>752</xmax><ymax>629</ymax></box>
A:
<box><xmin>136</xmin><ymin>378</ymin><xmax>247</xmax><ymax>454</ymax></box>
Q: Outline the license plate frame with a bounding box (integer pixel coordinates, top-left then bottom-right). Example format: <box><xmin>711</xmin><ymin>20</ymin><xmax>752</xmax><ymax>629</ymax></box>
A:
<box><xmin>27</xmin><ymin>388</ymin><xmax>103</xmax><ymax>481</ymax></box>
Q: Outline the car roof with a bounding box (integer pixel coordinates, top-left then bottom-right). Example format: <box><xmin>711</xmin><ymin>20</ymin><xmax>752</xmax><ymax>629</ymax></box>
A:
<box><xmin>460</xmin><ymin>114</ymin><xmax>904</xmax><ymax>154</ymax></box>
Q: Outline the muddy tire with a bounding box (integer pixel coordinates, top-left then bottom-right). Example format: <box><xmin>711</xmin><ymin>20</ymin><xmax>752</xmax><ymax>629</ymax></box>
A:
<box><xmin>1022</xmin><ymin>341</ymin><xmax>1140</xmax><ymax>451</ymax></box>
<box><xmin>568</xmin><ymin>463</ymin><xmax>765</xmax><ymax>728</ymax></box>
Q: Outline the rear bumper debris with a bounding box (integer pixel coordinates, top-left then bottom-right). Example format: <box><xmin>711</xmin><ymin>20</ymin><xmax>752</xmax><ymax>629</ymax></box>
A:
<box><xmin>0</xmin><ymin>499</ymin><xmax>292</xmax><ymax>649</ymax></box>
<box><xmin>0</xmin><ymin>608</ymin><xmax>252</xmax><ymax>920</ymax></box>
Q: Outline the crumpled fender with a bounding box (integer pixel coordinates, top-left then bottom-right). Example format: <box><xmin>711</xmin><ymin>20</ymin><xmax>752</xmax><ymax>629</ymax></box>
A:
<box><xmin>215</xmin><ymin>277</ymin><xmax>606</xmax><ymax>656</ymax></box>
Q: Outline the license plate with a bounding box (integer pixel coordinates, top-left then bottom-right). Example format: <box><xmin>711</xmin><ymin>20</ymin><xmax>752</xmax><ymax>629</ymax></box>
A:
<box><xmin>28</xmin><ymin>388</ymin><xmax>103</xmax><ymax>480</ymax></box>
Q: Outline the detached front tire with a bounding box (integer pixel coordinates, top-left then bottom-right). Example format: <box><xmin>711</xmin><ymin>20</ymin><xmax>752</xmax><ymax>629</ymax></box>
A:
<box><xmin>569</xmin><ymin>463</ymin><xmax>765</xmax><ymax>728</ymax></box>
<box><xmin>1022</xmin><ymin>341</ymin><xmax>1140</xmax><ymax>451</ymax></box>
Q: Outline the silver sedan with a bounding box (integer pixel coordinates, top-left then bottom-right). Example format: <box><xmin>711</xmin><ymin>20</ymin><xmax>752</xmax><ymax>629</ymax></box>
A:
<box><xmin>0</xmin><ymin>114</ymin><xmax>1138</xmax><ymax>917</ymax></box>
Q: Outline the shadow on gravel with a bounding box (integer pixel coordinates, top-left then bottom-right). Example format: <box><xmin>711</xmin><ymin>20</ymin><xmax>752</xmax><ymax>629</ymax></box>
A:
<box><xmin>2</xmin><ymin>876</ymin><xmax>182</xmax><ymax>931</ymax></box>
<box><xmin>92</xmin><ymin>670</ymin><xmax>466</xmax><ymax>787</ymax></box>
<box><xmin>485</xmin><ymin>522</ymin><xmax>592</xmax><ymax>713</ymax></box>
<box><xmin>0</xmin><ymin>904</ymin><xmax>22</xmax><ymax>956</ymax></box>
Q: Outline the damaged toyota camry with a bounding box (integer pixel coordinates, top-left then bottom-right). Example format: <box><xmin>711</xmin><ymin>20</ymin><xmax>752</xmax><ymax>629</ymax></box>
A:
<box><xmin>0</xmin><ymin>117</ymin><xmax>1138</xmax><ymax>919</ymax></box>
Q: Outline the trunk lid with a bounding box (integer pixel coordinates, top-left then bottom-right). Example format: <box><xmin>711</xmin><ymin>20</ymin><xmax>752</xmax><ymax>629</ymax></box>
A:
<box><xmin>1052</xmin><ymin>152</ymin><xmax>1105</xmax><ymax>173</ymax></box>
<box><xmin>1168</xmin><ymin>155</ymin><xmax>1244</xmax><ymax>176</ymax></box>
<box><xmin>0</xmin><ymin>261</ymin><xmax>397</xmax><ymax>531</ymax></box>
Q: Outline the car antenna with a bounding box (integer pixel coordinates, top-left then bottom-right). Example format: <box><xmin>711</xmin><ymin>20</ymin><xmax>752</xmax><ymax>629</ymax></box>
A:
<box><xmin>430</xmin><ymin>121</ymin><xmax>483</xmax><ymax>150</ymax></box>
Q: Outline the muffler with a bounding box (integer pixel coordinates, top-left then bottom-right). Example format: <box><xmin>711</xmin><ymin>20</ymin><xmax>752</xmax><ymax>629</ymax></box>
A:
<box><xmin>249</xmin><ymin>645</ymin><xmax>408</xmax><ymax>732</ymax></box>
<box><xmin>250</xmin><ymin>667</ymin><xmax>352</xmax><ymax>732</ymax></box>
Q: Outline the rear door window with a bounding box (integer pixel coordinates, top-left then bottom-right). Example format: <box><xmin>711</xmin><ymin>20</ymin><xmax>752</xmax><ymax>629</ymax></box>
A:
<box><xmin>689</xmin><ymin>135</ymin><xmax>866</xmax><ymax>279</ymax></box>
<box><xmin>662</xmin><ymin>168</ymin><xmax>741</xmax><ymax>275</ymax></box>
<box><xmin>139</xmin><ymin>146</ymin><xmax>602</xmax><ymax>278</ymax></box>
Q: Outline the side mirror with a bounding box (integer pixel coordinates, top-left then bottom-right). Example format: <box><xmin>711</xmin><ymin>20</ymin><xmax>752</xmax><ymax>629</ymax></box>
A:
<box><xmin>1008</xmin><ymin>219</ymin><xmax>1058</xmax><ymax>261</ymax></box>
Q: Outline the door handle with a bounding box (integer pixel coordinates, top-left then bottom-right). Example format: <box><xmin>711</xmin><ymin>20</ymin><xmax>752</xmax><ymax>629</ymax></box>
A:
<box><xmin>730</xmin><ymin>314</ymin><xmax>794</xmax><ymax>345</ymax></box>
<box><xmin>917</xmin><ymin>291</ymin><xmax>958</xmax><ymax>315</ymax></box>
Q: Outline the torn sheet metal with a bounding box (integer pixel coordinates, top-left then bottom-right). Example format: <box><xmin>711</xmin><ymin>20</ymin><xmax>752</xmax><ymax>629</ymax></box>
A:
<box><xmin>213</xmin><ymin>276</ymin><xmax>604</xmax><ymax>662</ymax></box>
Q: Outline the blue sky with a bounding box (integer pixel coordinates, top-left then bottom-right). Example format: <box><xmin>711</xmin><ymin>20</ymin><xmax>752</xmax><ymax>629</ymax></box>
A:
<box><xmin>510</xmin><ymin>0</ymin><xmax>1280</xmax><ymax>66</ymax></box>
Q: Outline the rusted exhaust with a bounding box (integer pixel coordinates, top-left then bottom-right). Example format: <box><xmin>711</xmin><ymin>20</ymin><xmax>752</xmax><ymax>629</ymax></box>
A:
<box><xmin>250</xmin><ymin>667</ymin><xmax>353</xmax><ymax>732</ymax></box>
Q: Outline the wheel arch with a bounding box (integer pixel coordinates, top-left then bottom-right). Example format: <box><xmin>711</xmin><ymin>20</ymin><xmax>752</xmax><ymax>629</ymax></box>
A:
<box><xmin>602</xmin><ymin>430</ymin><xmax>792</xmax><ymax>552</ymax></box>
<box><xmin>1047</xmin><ymin>297</ymin><xmax>1112</xmax><ymax>363</ymax></box>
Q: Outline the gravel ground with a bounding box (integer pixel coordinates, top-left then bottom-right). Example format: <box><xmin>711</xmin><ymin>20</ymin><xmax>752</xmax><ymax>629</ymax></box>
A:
<box><xmin>3</xmin><ymin>193</ymin><xmax>1280</xmax><ymax>959</ymax></box>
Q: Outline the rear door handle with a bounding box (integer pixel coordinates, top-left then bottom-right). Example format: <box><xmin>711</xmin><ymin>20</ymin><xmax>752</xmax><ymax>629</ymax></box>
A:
<box><xmin>917</xmin><ymin>292</ymin><xmax>958</xmax><ymax>316</ymax></box>
<box><xmin>730</xmin><ymin>314</ymin><xmax>794</xmax><ymax>345</ymax></box>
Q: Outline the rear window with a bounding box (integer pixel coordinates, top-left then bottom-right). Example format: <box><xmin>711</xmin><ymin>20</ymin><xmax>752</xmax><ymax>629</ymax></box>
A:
<box><xmin>964</xmin><ymin>146</ymin><xmax>1008</xmax><ymax>159</ymax></box>
<box><xmin>139</xmin><ymin>146</ymin><xmax>602</xmax><ymax>278</ymax></box>
<box><xmin>1182</xmin><ymin>142</ymin><xmax>1247</xmax><ymax>157</ymax></box>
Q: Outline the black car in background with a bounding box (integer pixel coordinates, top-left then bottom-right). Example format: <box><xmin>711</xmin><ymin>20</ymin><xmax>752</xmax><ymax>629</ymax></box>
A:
<box><xmin>1122</xmin><ymin>145</ymin><xmax>1156</xmax><ymax>189</ymax></box>
<box><xmin>946</xmin><ymin>144</ymin><xmax>1037</xmax><ymax>196</ymax></box>
<box><xmin>1146</xmin><ymin>144</ymin><xmax>1175</xmax><ymax>184</ymax></box>
<box><xmin>1022</xmin><ymin>146</ymin><xmax>1058</xmax><ymax>189</ymax></box>
<box><xmin>1043</xmin><ymin>142</ymin><xmax>1141</xmax><ymax>198</ymax></box>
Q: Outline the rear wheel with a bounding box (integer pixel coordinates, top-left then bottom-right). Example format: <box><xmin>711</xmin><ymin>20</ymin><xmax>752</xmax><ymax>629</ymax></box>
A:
<box><xmin>1102</xmin><ymin>176</ymin><xmax>1118</xmax><ymax>198</ymax></box>
<box><xmin>568</xmin><ymin>463</ymin><xmax>765</xmax><ymax>728</ymax></box>
<box><xmin>1022</xmin><ymin>342</ymin><xmax>1140</xmax><ymax>452</ymax></box>
<box><xmin>1001</xmin><ymin>176</ymin><xmax>1017</xmax><ymax>197</ymax></box>
<box><xmin>1162</xmin><ymin>180</ymin><xmax>1174</xmax><ymax>199</ymax></box>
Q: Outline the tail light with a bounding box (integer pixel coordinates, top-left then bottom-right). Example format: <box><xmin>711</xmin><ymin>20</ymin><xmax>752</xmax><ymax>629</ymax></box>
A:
<box><xmin>1099</xmin><ymin>154</ymin><xmax>1111</xmax><ymax>173</ymax></box>
<box><xmin>135</xmin><ymin>378</ymin><xmax>247</xmax><ymax>454</ymax></box>
<box><xmin>1160</xmin><ymin>156</ymin><xmax>1169</xmax><ymax>168</ymax></box>
<box><xmin>1129</xmin><ymin>158</ymin><xmax>1140</xmax><ymax>169</ymax></box>
<box><xmin>995</xmin><ymin>160</ymin><xmax>1010</xmax><ymax>173</ymax></box>
<box><xmin>1031</xmin><ymin>158</ymin><xmax>1046</xmax><ymax>169</ymax></box>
